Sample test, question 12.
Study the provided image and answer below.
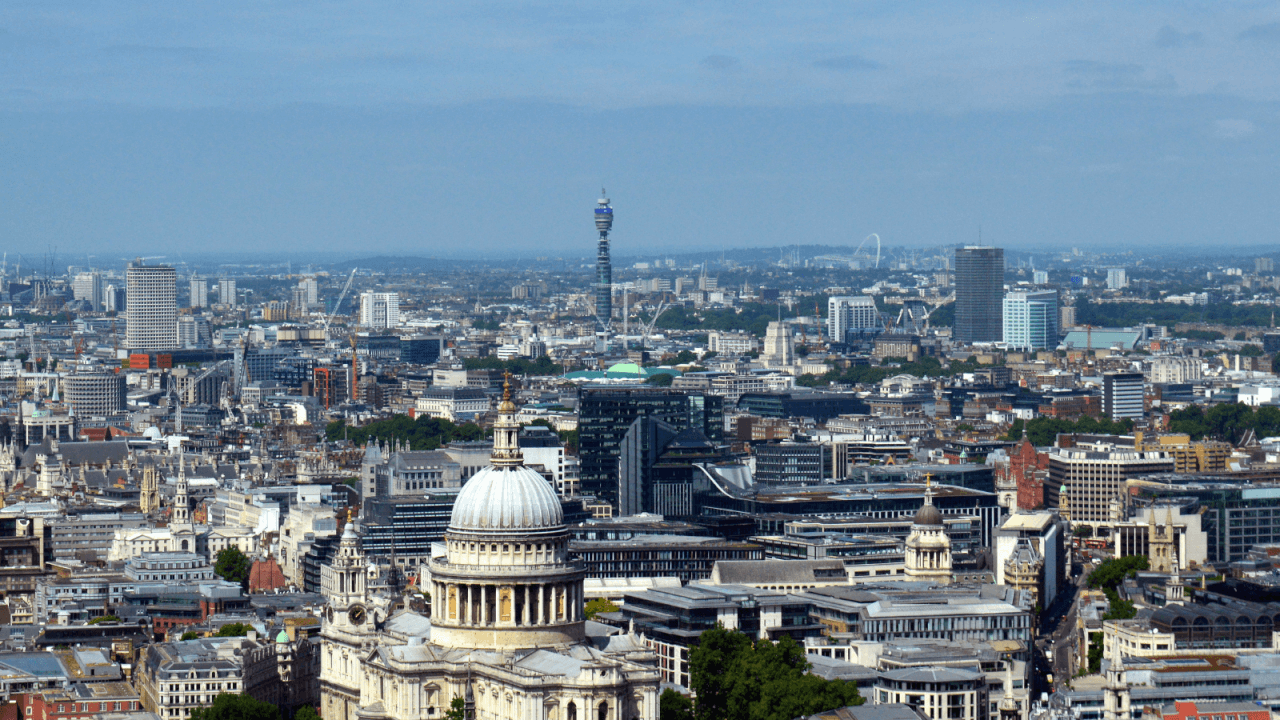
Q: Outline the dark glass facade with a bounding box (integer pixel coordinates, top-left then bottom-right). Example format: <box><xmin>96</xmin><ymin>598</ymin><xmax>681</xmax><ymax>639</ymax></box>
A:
<box><xmin>578</xmin><ymin>388</ymin><xmax>723</xmax><ymax>508</ymax></box>
<box><xmin>954</xmin><ymin>246</ymin><xmax>1004</xmax><ymax>343</ymax></box>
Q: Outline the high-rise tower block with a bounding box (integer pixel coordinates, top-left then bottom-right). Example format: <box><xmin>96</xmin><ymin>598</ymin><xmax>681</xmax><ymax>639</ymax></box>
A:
<box><xmin>595</xmin><ymin>191</ymin><xmax>614</xmax><ymax>332</ymax></box>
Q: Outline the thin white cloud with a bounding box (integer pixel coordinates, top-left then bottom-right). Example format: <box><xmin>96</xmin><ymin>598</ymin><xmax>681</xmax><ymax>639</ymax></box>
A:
<box><xmin>1214</xmin><ymin>118</ymin><xmax>1256</xmax><ymax>139</ymax></box>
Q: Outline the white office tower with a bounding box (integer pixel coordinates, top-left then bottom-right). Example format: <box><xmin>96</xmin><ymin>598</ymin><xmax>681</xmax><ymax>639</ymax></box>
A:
<box><xmin>125</xmin><ymin>262</ymin><xmax>177</xmax><ymax>351</ymax></box>
<box><xmin>1033</xmin><ymin>270</ymin><xmax>1049</xmax><ymax>285</ymax></box>
<box><xmin>762</xmin><ymin>321</ymin><xmax>795</xmax><ymax>366</ymax></box>
<box><xmin>1107</xmin><ymin>268</ymin><xmax>1128</xmax><ymax>290</ymax></box>
<box><xmin>218</xmin><ymin>279</ymin><xmax>237</xmax><ymax>307</ymax></box>
<box><xmin>189</xmin><ymin>277</ymin><xmax>208</xmax><ymax>308</ymax></box>
<box><xmin>827</xmin><ymin>295</ymin><xmax>880</xmax><ymax>342</ymax></box>
<box><xmin>72</xmin><ymin>272</ymin><xmax>104</xmax><ymax>311</ymax></box>
<box><xmin>105</xmin><ymin>285</ymin><xmax>124</xmax><ymax>313</ymax></box>
<box><xmin>1003</xmin><ymin>291</ymin><xmax>1059</xmax><ymax>351</ymax></box>
<box><xmin>359</xmin><ymin>292</ymin><xmax>400</xmax><ymax>329</ymax></box>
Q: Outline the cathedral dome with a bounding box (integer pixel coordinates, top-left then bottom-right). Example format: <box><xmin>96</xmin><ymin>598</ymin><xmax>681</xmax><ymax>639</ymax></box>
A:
<box><xmin>913</xmin><ymin>502</ymin><xmax>943</xmax><ymax>527</ymax></box>
<box><xmin>448</xmin><ymin>464</ymin><xmax>563</xmax><ymax>535</ymax></box>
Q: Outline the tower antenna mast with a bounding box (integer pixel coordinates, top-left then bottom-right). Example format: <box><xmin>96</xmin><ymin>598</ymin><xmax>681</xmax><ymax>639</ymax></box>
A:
<box><xmin>594</xmin><ymin>189</ymin><xmax>614</xmax><ymax>348</ymax></box>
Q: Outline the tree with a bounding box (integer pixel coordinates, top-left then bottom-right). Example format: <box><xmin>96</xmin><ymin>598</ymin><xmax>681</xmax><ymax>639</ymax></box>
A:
<box><xmin>88</xmin><ymin>615</ymin><xmax>121</xmax><ymax>624</ymax></box>
<box><xmin>293</xmin><ymin>706</ymin><xmax>321</xmax><ymax>720</ymax></box>
<box><xmin>660</xmin><ymin>689</ymin><xmax>694</xmax><ymax>720</ymax></box>
<box><xmin>584</xmin><ymin>598</ymin><xmax>620</xmax><ymax>619</ymax></box>
<box><xmin>645</xmin><ymin>373</ymin><xmax>674</xmax><ymax>387</ymax></box>
<box><xmin>216</xmin><ymin>622</ymin><xmax>255</xmax><ymax>637</ymax></box>
<box><xmin>189</xmin><ymin>693</ymin><xmax>280</xmax><ymax>720</ymax></box>
<box><xmin>215</xmin><ymin>546</ymin><xmax>252</xmax><ymax>588</ymax></box>
<box><xmin>688</xmin><ymin>626</ymin><xmax>862</xmax><ymax>720</ymax></box>
<box><xmin>444</xmin><ymin>697</ymin><xmax>468</xmax><ymax>720</ymax></box>
<box><xmin>181</xmin><ymin>631</ymin><xmax>200</xmax><ymax>641</ymax></box>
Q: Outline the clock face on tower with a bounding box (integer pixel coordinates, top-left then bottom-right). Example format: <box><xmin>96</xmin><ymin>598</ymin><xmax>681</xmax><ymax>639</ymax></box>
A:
<box><xmin>349</xmin><ymin>605</ymin><xmax>367</xmax><ymax>626</ymax></box>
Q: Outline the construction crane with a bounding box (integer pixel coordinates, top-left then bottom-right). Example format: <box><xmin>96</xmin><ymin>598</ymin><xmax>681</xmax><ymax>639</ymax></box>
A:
<box><xmin>324</xmin><ymin>268</ymin><xmax>358</xmax><ymax>342</ymax></box>
<box><xmin>638</xmin><ymin>301</ymin><xmax>670</xmax><ymax>351</ymax></box>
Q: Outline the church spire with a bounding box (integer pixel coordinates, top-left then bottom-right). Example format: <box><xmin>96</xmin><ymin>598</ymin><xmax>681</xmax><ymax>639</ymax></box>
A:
<box><xmin>490</xmin><ymin>372</ymin><xmax>523</xmax><ymax>468</ymax></box>
<box><xmin>172</xmin><ymin>451</ymin><xmax>189</xmax><ymax>524</ymax></box>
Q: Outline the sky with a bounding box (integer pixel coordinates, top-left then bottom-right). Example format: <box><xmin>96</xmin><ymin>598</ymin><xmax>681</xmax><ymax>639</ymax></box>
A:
<box><xmin>1</xmin><ymin>1</ymin><xmax>1278</xmax><ymax>259</ymax></box>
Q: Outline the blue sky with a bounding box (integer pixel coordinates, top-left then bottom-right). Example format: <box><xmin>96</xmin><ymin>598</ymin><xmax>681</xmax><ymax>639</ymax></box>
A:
<box><xmin>1</xmin><ymin>1</ymin><xmax>1278</xmax><ymax>257</ymax></box>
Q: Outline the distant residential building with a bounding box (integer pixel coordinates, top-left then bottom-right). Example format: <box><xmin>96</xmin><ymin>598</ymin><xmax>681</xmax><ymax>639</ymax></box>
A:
<box><xmin>1002</xmin><ymin>290</ymin><xmax>1058</xmax><ymax>351</ymax></box>
<box><xmin>298</xmin><ymin>276</ymin><xmax>319</xmax><ymax>307</ymax></box>
<box><xmin>189</xmin><ymin>277</ymin><xmax>208</xmax><ymax>308</ymax></box>
<box><xmin>1257</xmin><ymin>257</ymin><xmax>1275</xmax><ymax>274</ymax></box>
<box><xmin>358</xmin><ymin>291</ymin><xmax>400</xmax><ymax>328</ymax></box>
<box><xmin>125</xmin><ymin>263</ymin><xmax>177</xmax><ymax>351</ymax></box>
<box><xmin>1033</xmin><ymin>270</ymin><xmax>1049</xmax><ymax>285</ymax></box>
<box><xmin>1107</xmin><ymin>268</ymin><xmax>1128</xmax><ymax>289</ymax></box>
<box><xmin>218</xmin><ymin>278</ymin><xmax>237</xmax><ymax>307</ymax></box>
<box><xmin>1059</xmin><ymin>305</ymin><xmax>1076</xmax><ymax>329</ymax></box>
<box><xmin>828</xmin><ymin>296</ymin><xmax>881</xmax><ymax>342</ymax></box>
<box><xmin>954</xmin><ymin>246</ymin><xmax>1004</xmax><ymax>344</ymax></box>
<box><xmin>1148</xmin><ymin>356</ymin><xmax>1201</xmax><ymax>384</ymax></box>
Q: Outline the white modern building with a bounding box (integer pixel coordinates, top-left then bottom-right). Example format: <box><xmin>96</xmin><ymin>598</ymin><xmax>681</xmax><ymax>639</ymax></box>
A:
<box><xmin>1107</xmin><ymin>268</ymin><xmax>1128</xmax><ymax>290</ymax></box>
<box><xmin>1002</xmin><ymin>290</ymin><xmax>1058</xmax><ymax>351</ymax></box>
<box><xmin>72</xmin><ymin>271</ymin><xmax>104</xmax><ymax>311</ymax></box>
<box><xmin>828</xmin><ymin>295</ymin><xmax>881</xmax><ymax>342</ymax></box>
<box><xmin>359</xmin><ymin>291</ymin><xmax>400</xmax><ymax>329</ymax></box>
<box><xmin>125</xmin><ymin>262</ymin><xmax>177</xmax><ymax>351</ymax></box>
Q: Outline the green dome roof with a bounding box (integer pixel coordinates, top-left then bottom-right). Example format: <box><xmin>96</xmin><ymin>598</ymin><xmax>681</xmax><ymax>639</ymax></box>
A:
<box><xmin>276</xmin><ymin>630</ymin><xmax>289</xmax><ymax>643</ymax></box>
<box><xmin>605</xmin><ymin>362</ymin><xmax>645</xmax><ymax>375</ymax></box>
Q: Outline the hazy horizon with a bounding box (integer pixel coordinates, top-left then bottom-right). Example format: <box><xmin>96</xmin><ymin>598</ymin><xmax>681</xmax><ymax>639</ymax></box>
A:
<box><xmin>2</xmin><ymin>2</ymin><xmax>1277</xmax><ymax>257</ymax></box>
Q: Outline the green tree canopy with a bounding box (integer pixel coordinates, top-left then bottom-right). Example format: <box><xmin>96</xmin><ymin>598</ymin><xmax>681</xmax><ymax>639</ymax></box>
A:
<box><xmin>685</xmin><ymin>626</ymin><xmax>862</xmax><ymax>720</ymax></box>
<box><xmin>215</xmin><ymin>546</ymin><xmax>252</xmax><ymax>587</ymax></box>
<box><xmin>584</xmin><ymin>598</ymin><xmax>620</xmax><ymax>619</ymax></box>
<box><xmin>444</xmin><ymin>697</ymin><xmax>467</xmax><ymax>720</ymax></box>
<box><xmin>661</xmin><ymin>689</ymin><xmax>694</xmax><ymax>720</ymax></box>
<box><xmin>326</xmin><ymin>414</ymin><xmax>486</xmax><ymax>450</ymax></box>
<box><xmin>1088</xmin><ymin>556</ymin><xmax>1149</xmax><ymax>621</ymax></box>
<box><xmin>1168</xmin><ymin>403</ymin><xmax>1280</xmax><ymax>444</ymax></box>
<box><xmin>181</xmin><ymin>631</ymin><xmax>200</xmax><ymax>641</ymax></box>
<box><xmin>190</xmin><ymin>693</ymin><xmax>280</xmax><ymax>720</ymax></box>
<box><xmin>293</xmin><ymin>706</ymin><xmax>321</xmax><ymax>720</ymax></box>
<box><xmin>215</xmin><ymin>622</ymin><xmax>255</xmax><ymax>638</ymax></box>
<box><xmin>88</xmin><ymin>615</ymin><xmax>121</xmax><ymax>625</ymax></box>
<box><xmin>1003</xmin><ymin>416</ymin><xmax>1134</xmax><ymax>446</ymax></box>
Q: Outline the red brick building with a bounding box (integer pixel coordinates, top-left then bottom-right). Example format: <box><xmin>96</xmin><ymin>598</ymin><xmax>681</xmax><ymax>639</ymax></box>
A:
<box><xmin>249</xmin><ymin>555</ymin><xmax>288</xmax><ymax>593</ymax></box>
<box><xmin>19</xmin><ymin>682</ymin><xmax>141</xmax><ymax>720</ymax></box>
<box><xmin>996</xmin><ymin>437</ymin><xmax>1049</xmax><ymax>511</ymax></box>
<box><xmin>1147</xmin><ymin>701</ymin><xmax>1270</xmax><ymax>720</ymax></box>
